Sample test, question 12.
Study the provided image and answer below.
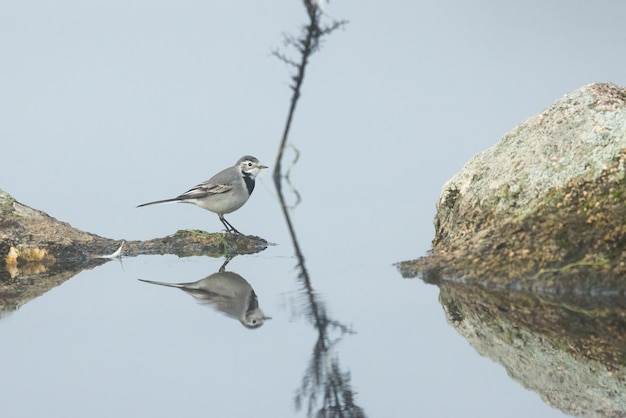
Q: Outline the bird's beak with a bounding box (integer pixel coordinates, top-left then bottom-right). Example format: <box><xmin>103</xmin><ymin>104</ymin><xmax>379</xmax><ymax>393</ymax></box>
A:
<box><xmin>260</xmin><ymin>165</ymin><xmax>268</xmax><ymax>169</ymax></box>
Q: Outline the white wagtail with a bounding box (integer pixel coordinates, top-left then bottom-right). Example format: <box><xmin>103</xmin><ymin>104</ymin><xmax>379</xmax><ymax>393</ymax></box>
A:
<box><xmin>137</xmin><ymin>155</ymin><xmax>267</xmax><ymax>234</ymax></box>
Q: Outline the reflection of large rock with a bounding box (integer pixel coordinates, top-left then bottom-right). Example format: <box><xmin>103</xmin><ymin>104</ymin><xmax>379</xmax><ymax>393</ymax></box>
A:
<box><xmin>440</xmin><ymin>283</ymin><xmax>626</xmax><ymax>418</ymax></box>
<box><xmin>399</xmin><ymin>83</ymin><xmax>626</xmax><ymax>290</ymax></box>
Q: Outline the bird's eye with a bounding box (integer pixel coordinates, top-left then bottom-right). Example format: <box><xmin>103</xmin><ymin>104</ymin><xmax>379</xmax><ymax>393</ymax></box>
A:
<box><xmin>247</xmin><ymin>162</ymin><xmax>253</xmax><ymax>167</ymax></box>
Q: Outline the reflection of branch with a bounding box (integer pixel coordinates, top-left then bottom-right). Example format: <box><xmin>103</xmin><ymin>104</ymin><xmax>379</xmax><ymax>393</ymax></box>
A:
<box><xmin>272</xmin><ymin>3</ymin><xmax>363</xmax><ymax>417</ymax></box>
<box><xmin>283</xmin><ymin>144</ymin><xmax>302</xmax><ymax>209</ymax></box>
<box><xmin>294</xmin><ymin>313</ymin><xmax>365</xmax><ymax>418</ymax></box>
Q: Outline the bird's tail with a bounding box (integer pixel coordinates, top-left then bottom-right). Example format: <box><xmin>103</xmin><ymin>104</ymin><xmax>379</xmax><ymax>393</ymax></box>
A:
<box><xmin>138</xmin><ymin>279</ymin><xmax>186</xmax><ymax>288</ymax></box>
<box><xmin>136</xmin><ymin>197</ymin><xmax>180</xmax><ymax>208</ymax></box>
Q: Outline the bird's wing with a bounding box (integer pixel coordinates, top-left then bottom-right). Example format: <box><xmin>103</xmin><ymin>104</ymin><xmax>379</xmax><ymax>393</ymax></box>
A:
<box><xmin>176</xmin><ymin>182</ymin><xmax>233</xmax><ymax>200</ymax></box>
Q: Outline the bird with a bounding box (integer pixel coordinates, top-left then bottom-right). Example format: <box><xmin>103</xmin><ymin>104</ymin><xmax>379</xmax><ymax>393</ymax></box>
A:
<box><xmin>137</xmin><ymin>155</ymin><xmax>267</xmax><ymax>234</ymax></box>
<box><xmin>138</xmin><ymin>270</ymin><xmax>271</xmax><ymax>329</ymax></box>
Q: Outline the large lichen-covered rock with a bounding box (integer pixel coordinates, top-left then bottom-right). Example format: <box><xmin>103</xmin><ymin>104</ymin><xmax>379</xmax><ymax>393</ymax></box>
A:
<box><xmin>398</xmin><ymin>83</ymin><xmax>626</xmax><ymax>291</ymax></box>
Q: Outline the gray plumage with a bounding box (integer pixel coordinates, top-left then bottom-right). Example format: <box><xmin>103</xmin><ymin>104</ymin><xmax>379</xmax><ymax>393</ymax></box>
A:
<box><xmin>137</xmin><ymin>155</ymin><xmax>267</xmax><ymax>234</ymax></box>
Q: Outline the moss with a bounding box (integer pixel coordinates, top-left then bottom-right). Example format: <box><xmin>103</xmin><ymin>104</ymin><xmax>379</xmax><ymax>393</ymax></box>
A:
<box><xmin>399</xmin><ymin>153</ymin><xmax>626</xmax><ymax>291</ymax></box>
<box><xmin>536</xmin><ymin>254</ymin><xmax>610</xmax><ymax>276</ymax></box>
<box><xmin>0</xmin><ymin>190</ymin><xmax>16</xmax><ymax>215</ymax></box>
<box><xmin>175</xmin><ymin>229</ymin><xmax>217</xmax><ymax>237</ymax></box>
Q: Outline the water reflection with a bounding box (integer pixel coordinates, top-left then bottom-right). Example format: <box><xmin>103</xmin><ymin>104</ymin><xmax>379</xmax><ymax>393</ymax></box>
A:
<box><xmin>138</xmin><ymin>258</ymin><xmax>271</xmax><ymax>329</ymax></box>
<box><xmin>435</xmin><ymin>281</ymin><xmax>626</xmax><ymax>417</ymax></box>
<box><xmin>274</xmin><ymin>147</ymin><xmax>366</xmax><ymax>415</ymax></box>
<box><xmin>291</xmin><ymin>271</ymin><xmax>365</xmax><ymax>418</ymax></box>
<box><xmin>0</xmin><ymin>262</ymin><xmax>105</xmax><ymax>320</ymax></box>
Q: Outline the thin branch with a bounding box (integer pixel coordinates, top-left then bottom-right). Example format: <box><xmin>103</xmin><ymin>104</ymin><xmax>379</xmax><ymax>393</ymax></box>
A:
<box><xmin>273</xmin><ymin>0</ymin><xmax>348</xmax><ymax>183</ymax></box>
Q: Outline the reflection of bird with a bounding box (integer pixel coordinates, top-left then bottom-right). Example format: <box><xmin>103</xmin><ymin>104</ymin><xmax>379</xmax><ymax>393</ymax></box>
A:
<box><xmin>137</xmin><ymin>155</ymin><xmax>267</xmax><ymax>234</ymax></box>
<box><xmin>139</xmin><ymin>271</ymin><xmax>270</xmax><ymax>329</ymax></box>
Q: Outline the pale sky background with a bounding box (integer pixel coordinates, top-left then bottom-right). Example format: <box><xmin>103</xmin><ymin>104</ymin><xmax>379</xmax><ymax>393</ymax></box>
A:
<box><xmin>2</xmin><ymin>1</ymin><xmax>624</xmax><ymax>248</ymax></box>
<box><xmin>1</xmin><ymin>1</ymin><xmax>625</xmax><ymax>417</ymax></box>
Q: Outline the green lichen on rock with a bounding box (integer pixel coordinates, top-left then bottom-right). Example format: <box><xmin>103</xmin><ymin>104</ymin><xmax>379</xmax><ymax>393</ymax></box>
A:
<box><xmin>0</xmin><ymin>189</ymin><xmax>16</xmax><ymax>214</ymax></box>
<box><xmin>398</xmin><ymin>83</ymin><xmax>626</xmax><ymax>292</ymax></box>
<box><xmin>400</xmin><ymin>151</ymin><xmax>626</xmax><ymax>292</ymax></box>
<box><xmin>482</xmin><ymin>157</ymin><xmax>626</xmax><ymax>290</ymax></box>
<box><xmin>123</xmin><ymin>229</ymin><xmax>268</xmax><ymax>258</ymax></box>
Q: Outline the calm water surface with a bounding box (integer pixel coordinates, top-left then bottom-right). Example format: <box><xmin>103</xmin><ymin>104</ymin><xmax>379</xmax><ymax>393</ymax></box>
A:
<box><xmin>0</xmin><ymin>202</ymin><xmax>571</xmax><ymax>418</ymax></box>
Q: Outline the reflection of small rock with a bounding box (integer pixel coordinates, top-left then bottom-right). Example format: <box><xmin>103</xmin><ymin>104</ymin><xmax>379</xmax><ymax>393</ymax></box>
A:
<box><xmin>399</xmin><ymin>83</ymin><xmax>626</xmax><ymax>291</ymax></box>
<box><xmin>12</xmin><ymin>262</ymin><xmax>49</xmax><ymax>277</ymax></box>
<box><xmin>4</xmin><ymin>246</ymin><xmax>54</xmax><ymax>279</ymax></box>
<box><xmin>5</xmin><ymin>246</ymin><xmax>18</xmax><ymax>266</ymax></box>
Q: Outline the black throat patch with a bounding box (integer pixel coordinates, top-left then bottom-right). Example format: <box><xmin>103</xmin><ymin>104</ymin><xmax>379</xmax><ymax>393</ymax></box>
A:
<box><xmin>243</xmin><ymin>173</ymin><xmax>255</xmax><ymax>195</ymax></box>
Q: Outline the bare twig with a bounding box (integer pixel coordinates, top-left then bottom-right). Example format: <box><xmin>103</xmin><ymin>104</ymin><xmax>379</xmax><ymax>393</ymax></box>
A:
<box><xmin>272</xmin><ymin>0</ymin><xmax>348</xmax><ymax>183</ymax></box>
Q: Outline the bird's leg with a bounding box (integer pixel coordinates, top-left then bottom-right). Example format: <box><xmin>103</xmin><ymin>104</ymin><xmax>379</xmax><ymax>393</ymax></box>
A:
<box><xmin>219</xmin><ymin>215</ymin><xmax>242</xmax><ymax>235</ymax></box>
<box><xmin>219</xmin><ymin>255</ymin><xmax>234</xmax><ymax>272</ymax></box>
